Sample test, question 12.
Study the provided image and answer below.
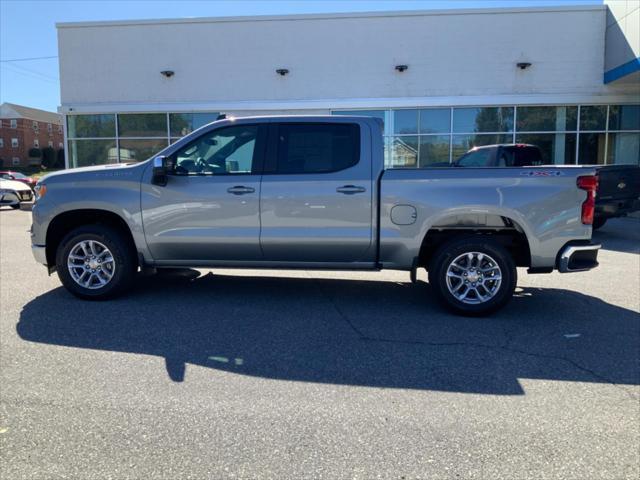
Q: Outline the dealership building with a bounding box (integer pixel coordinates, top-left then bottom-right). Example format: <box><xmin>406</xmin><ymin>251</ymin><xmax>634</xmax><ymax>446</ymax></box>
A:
<box><xmin>57</xmin><ymin>2</ymin><xmax>639</xmax><ymax>169</ymax></box>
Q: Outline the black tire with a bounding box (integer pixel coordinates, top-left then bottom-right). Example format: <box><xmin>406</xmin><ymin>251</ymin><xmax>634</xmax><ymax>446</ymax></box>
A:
<box><xmin>592</xmin><ymin>217</ymin><xmax>607</xmax><ymax>230</ymax></box>
<box><xmin>10</xmin><ymin>204</ymin><xmax>20</xmax><ymax>210</ymax></box>
<box><xmin>55</xmin><ymin>224</ymin><xmax>136</xmax><ymax>300</ymax></box>
<box><xmin>428</xmin><ymin>236</ymin><xmax>517</xmax><ymax>316</ymax></box>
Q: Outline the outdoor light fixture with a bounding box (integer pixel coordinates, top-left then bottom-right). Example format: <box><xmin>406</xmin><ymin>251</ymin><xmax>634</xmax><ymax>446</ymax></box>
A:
<box><xmin>160</xmin><ymin>70</ymin><xmax>175</xmax><ymax>77</ymax></box>
<box><xmin>516</xmin><ymin>62</ymin><xmax>532</xmax><ymax>70</ymax></box>
<box><xmin>276</xmin><ymin>68</ymin><xmax>289</xmax><ymax>76</ymax></box>
<box><xmin>395</xmin><ymin>64</ymin><xmax>408</xmax><ymax>72</ymax></box>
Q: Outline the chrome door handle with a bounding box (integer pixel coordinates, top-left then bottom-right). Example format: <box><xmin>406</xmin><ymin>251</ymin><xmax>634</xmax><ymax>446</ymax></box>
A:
<box><xmin>336</xmin><ymin>185</ymin><xmax>366</xmax><ymax>195</ymax></box>
<box><xmin>227</xmin><ymin>185</ymin><xmax>255</xmax><ymax>195</ymax></box>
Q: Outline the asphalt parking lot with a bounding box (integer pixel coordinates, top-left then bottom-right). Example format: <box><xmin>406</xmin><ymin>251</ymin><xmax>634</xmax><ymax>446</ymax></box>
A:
<box><xmin>1</xmin><ymin>208</ymin><xmax>639</xmax><ymax>479</ymax></box>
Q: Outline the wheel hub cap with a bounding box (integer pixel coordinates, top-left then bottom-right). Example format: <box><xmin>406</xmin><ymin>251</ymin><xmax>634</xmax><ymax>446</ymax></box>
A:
<box><xmin>67</xmin><ymin>240</ymin><xmax>115</xmax><ymax>290</ymax></box>
<box><xmin>445</xmin><ymin>252</ymin><xmax>502</xmax><ymax>305</ymax></box>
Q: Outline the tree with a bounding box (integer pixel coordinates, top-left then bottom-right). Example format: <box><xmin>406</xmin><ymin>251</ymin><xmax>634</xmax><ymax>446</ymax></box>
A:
<box><xmin>28</xmin><ymin>147</ymin><xmax>42</xmax><ymax>159</ymax></box>
<box><xmin>41</xmin><ymin>147</ymin><xmax>56</xmax><ymax>169</ymax></box>
<box><xmin>55</xmin><ymin>148</ymin><xmax>66</xmax><ymax>169</ymax></box>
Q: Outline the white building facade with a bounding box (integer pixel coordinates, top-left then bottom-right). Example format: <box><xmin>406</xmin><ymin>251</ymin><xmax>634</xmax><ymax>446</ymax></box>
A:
<box><xmin>57</xmin><ymin>4</ymin><xmax>639</xmax><ymax>168</ymax></box>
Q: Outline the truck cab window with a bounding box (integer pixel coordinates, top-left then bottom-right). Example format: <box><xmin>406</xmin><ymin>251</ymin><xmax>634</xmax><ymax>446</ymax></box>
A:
<box><xmin>275</xmin><ymin>123</ymin><xmax>360</xmax><ymax>174</ymax></box>
<box><xmin>173</xmin><ymin>125</ymin><xmax>258</xmax><ymax>175</ymax></box>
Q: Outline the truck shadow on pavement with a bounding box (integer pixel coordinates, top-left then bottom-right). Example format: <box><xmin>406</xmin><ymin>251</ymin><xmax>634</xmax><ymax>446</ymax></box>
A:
<box><xmin>17</xmin><ymin>270</ymin><xmax>640</xmax><ymax>395</ymax></box>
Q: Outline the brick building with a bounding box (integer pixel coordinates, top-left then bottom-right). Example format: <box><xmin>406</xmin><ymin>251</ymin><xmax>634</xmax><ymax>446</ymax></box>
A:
<box><xmin>0</xmin><ymin>102</ymin><xmax>64</xmax><ymax>168</ymax></box>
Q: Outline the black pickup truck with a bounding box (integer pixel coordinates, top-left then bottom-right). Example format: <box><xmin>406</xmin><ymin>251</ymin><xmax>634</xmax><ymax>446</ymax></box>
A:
<box><xmin>594</xmin><ymin>164</ymin><xmax>640</xmax><ymax>229</ymax></box>
<box><xmin>445</xmin><ymin>144</ymin><xmax>640</xmax><ymax>229</ymax></box>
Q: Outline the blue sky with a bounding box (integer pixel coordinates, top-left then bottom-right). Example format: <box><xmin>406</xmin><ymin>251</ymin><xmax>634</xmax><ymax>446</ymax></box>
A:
<box><xmin>0</xmin><ymin>0</ymin><xmax>602</xmax><ymax>112</ymax></box>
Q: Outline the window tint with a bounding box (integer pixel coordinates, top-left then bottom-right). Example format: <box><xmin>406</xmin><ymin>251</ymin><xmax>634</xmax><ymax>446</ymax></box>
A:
<box><xmin>276</xmin><ymin>123</ymin><xmax>359</xmax><ymax>174</ymax></box>
<box><xmin>456</xmin><ymin>149</ymin><xmax>493</xmax><ymax>167</ymax></box>
<box><xmin>502</xmin><ymin>146</ymin><xmax>543</xmax><ymax>166</ymax></box>
<box><xmin>173</xmin><ymin>125</ymin><xmax>259</xmax><ymax>175</ymax></box>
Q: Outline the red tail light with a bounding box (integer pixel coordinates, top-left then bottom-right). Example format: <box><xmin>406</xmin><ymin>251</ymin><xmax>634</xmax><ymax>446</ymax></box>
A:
<box><xmin>577</xmin><ymin>175</ymin><xmax>598</xmax><ymax>225</ymax></box>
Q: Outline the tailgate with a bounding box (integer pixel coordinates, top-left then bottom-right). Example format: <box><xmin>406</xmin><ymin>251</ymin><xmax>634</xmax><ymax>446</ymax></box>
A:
<box><xmin>597</xmin><ymin>165</ymin><xmax>640</xmax><ymax>201</ymax></box>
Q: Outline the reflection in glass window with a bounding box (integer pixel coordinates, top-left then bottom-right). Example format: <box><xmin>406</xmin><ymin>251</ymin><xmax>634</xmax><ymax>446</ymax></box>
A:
<box><xmin>608</xmin><ymin>105</ymin><xmax>640</xmax><ymax>131</ymax></box>
<box><xmin>419</xmin><ymin>109</ymin><xmax>450</xmax><ymax>134</ymax></box>
<box><xmin>419</xmin><ymin>135</ymin><xmax>450</xmax><ymax>166</ymax></box>
<box><xmin>389</xmin><ymin>136</ymin><xmax>419</xmax><ymax>168</ymax></box>
<box><xmin>118</xmin><ymin>139</ymin><xmax>168</xmax><ymax>163</ymax></box>
<box><xmin>579</xmin><ymin>106</ymin><xmax>607</xmax><ymax>131</ymax></box>
<box><xmin>117</xmin><ymin>114</ymin><xmax>167</xmax><ymax>137</ymax></box>
<box><xmin>68</xmin><ymin>139</ymin><xmax>117</xmax><ymax>167</ymax></box>
<box><xmin>607</xmin><ymin>133</ymin><xmax>640</xmax><ymax>165</ymax></box>
<box><xmin>451</xmin><ymin>134</ymin><xmax>512</xmax><ymax>160</ymax></box>
<box><xmin>578</xmin><ymin>132</ymin><xmax>606</xmax><ymax>164</ymax></box>
<box><xmin>67</xmin><ymin>115</ymin><xmax>116</xmax><ymax>138</ymax></box>
<box><xmin>516</xmin><ymin>106</ymin><xmax>577</xmax><ymax>132</ymax></box>
<box><xmin>393</xmin><ymin>109</ymin><xmax>419</xmax><ymax>134</ymax></box>
<box><xmin>457</xmin><ymin>148</ymin><xmax>494</xmax><ymax>167</ymax></box>
<box><xmin>516</xmin><ymin>133</ymin><xmax>576</xmax><ymax>164</ymax></box>
<box><xmin>453</xmin><ymin>107</ymin><xmax>514</xmax><ymax>133</ymax></box>
<box><xmin>169</xmin><ymin>112</ymin><xmax>220</xmax><ymax>137</ymax></box>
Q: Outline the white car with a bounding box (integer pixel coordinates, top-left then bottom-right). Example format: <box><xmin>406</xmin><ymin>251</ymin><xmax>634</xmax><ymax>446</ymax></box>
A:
<box><xmin>0</xmin><ymin>178</ymin><xmax>33</xmax><ymax>209</ymax></box>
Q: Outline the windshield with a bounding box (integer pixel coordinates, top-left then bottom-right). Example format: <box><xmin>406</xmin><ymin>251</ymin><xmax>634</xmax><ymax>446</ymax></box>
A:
<box><xmin>10</xmin><ymin>172</ymin><xmax>28</xmax><ymax>179</ymax></box>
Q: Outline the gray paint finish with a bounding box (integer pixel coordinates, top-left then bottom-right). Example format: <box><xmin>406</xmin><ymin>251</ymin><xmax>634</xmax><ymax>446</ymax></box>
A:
<box><xmin>32</xmin><ymin>116</ymin><xmax>595</xmax><ymax>272</ymax></box>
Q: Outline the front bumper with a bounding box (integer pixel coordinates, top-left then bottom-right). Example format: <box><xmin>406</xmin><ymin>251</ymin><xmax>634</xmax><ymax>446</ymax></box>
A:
<box><xmin>558</xmin><ymin>242</ymin><xmax>601</xmax><ymax>273</ymax></box>
<box><xmin>0</xmin><ymin>192</ymin><xmax>20</xmax><ymax>206</ymax></box>
<box><xmin>32</xmin><ymin>245</ymin><xmax>48</xmax><ymax>266</ymax></box>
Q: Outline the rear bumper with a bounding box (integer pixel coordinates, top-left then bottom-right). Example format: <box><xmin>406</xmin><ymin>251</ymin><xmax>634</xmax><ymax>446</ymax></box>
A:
<box><xmin>558</xmin><ymin>242</ymin><xmax>601</xmax><ymax>273</ymax></box>
<box><xmin>596</xmin><ymin>198</ymin><xmax>640</xmax><ymax>218</ymax></box>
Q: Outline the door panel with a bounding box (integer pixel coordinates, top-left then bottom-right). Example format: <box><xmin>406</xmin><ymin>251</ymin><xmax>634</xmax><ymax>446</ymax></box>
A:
<box><xmin>259</xmin><ymin>122</ymin><xmax>374</xmax><ymax>263</ymax></box>
<box><xmin>141</xmin><ymin>124</ymin><xmax>265</xmax><ymax>262</ymax></box>
<box><xmin>141</xmin><ymin>175</ymin><xmax>262</xmax><ymax>261</ymax></box>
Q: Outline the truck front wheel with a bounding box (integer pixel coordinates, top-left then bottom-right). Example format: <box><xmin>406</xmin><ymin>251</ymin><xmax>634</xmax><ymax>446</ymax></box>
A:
<box><xmin>55</xmin><ymin>225</ymin><xmax>136</xmax><ymax>300</ymax></box>
<box><xmin>428</xmin><ymin>237</ymin><xmax>517</xmax><ymax>316</ymax></box>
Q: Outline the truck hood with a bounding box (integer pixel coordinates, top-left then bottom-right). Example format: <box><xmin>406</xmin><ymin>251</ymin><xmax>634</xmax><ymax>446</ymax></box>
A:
<box><xmin>40</xmin><ymin>162</ymin><xmax>145</xmax><ymax>183</ymax></box>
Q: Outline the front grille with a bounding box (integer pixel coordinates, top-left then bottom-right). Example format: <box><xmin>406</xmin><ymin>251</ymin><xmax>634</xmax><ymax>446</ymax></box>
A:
<box><xmin>19</xmin><ymin>191</ymin><xmax>32</xmax><ymax>201</ymax></box>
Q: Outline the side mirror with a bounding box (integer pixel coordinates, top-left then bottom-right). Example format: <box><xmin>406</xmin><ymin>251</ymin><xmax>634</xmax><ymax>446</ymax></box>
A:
<box><xmin>152</xmin><ymin>156</ymin><xmax>174</xmax><ymax>186</ymax></box>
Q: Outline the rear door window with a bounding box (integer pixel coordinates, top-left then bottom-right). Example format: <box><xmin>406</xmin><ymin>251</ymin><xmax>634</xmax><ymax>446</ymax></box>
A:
<box><xmin>272</xmin><ymin>123</ymin><xmax>360</xmax><ymax>174</ymax></box>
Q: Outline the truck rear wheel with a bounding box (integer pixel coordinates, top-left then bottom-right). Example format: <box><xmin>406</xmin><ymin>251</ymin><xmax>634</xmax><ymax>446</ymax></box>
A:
<box><xmin>428</xmin><ymin>237</ymin><xmax>516</xmax><ymax>316</ymax></box>
<box><xmin>55</xmin><ymin>225</ymin><xmax>136</xmax><ymax>300</ymax></box>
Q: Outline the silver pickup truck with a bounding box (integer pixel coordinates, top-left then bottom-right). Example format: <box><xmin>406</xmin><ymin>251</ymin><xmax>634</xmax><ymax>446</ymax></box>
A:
<box><xmin>31</xmin><ymin>116</ymin><xmax>601</xmax><ymax>315</ymax></box>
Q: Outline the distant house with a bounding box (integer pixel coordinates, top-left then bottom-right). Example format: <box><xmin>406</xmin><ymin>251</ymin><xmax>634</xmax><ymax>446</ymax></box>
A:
<box><xmin>0</xmin><ymin>102</ymin><xmax>64</xmax><ymax>168</ymax></box>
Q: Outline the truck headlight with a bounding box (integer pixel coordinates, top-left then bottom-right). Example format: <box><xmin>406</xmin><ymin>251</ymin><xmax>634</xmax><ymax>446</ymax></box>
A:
<box><xmin>34</xmin><ymin>183</ymin><xmax>47</xmax><ymax>201</ymax></box>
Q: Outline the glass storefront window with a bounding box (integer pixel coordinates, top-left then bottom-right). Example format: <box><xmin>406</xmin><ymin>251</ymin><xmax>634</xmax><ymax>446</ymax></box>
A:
<box><xmin>608</xmin><ymin>105</ymin><xmax>640</xmax><ymax>131</ymax></box>
<box><xmin>516</xmin><ymin>133</ymin><xmax>576</xmax><ymax>164</ymax></box>
<box><xmin>578</xmin><ymin>132</ymin><xmax>607</xmax><ymax>164</ymax></box>
<box><xmin>117</xmin><ymin>113</ymin><xmax>167</xmax><ymax>137</ymax></box>
<box><xmin>169</xmin><ymin>112</ymin><xmax>220</xmax><ymax>137</ymax></box>
<box><xmin>393</xmin><ymin>109</ymin><xmax>418</xmax><ymax>134</ymax></box>
<box><xmin>67</xmin><ymin>114</ymin><xmax>115</xmax><ymax>138</ymax></box>
<box><xmin>451</xmin><ymin>134</ymin><xmax>512</xmax><ymax>160</ymax></box>
<box><xmin>388</xmin><ymin>136</ymin><xmax>419</xmax><ymax>167</ymax></box>
<box><xmin>68</xmin><ymin>139</ymin><xmax>117</xmax><ymax>167</ymax></box>
<box><xmin>516</xmin><ymin>106</ymin><xmax>577</xmax><ymax>132</ymax></box>
<box><xmin>579</xmin><ymin>106</ymin><xmax>607</xmax><ymax>131</ymax></box>
<box><xmin>419</xmin><ymin>109</ymin><xmax>450</xmax><ymax>134</ymax></box>
<box><xmin>118</xmin><ymin>139</ymin><xmax>169</xmax><ymax>163</ymax></box>
<box><xmin>607</xmin><ymin>133</ymin><xmax>640</xmax><ymax>165</ymax></box>
<box><xmin>453</xmin><ymin>107</ymin><xmax>514</xmax><ymax>133</ymax></box>
<box><xmin>419</xmin><ymin>135</ymin><xmax>450</xmax><ymax>166</ymax></box>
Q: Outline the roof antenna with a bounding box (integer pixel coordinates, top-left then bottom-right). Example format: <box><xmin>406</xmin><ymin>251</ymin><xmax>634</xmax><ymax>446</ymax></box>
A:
<box><xmin>216</xmin><ymin>113</ymin><xmax>227</xmax><ymax>120</ymax></box>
